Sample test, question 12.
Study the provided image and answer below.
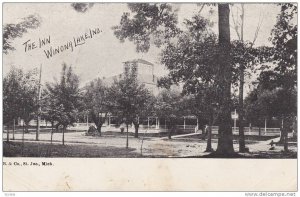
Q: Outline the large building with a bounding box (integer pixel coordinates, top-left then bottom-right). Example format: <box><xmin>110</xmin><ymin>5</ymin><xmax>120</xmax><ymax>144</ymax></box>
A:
<box><xmin>104</xmin><ymin>59</ymin><xmax>160</xmax><ymax>95</ymax></box>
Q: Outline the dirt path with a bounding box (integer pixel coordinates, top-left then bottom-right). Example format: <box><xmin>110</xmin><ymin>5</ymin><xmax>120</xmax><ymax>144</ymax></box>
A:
<box><xmin>3</xmin><ymin>132</ymin><xmax>296</xmax><ymax>158</ymax></box>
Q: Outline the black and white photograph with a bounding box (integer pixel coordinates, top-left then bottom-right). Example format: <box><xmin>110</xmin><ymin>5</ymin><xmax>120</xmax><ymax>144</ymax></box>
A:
<box><xmin>2</xmin><ymin>2</ymin><xmax>298</xmax><ymax>192</ymax></box>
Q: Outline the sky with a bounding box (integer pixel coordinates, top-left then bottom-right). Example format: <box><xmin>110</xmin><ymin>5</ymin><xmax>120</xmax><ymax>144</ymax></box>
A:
<box><xmin>3</xmin><ymin>3</ymin><xmax>282</xmax><ymax>86</ymax></box>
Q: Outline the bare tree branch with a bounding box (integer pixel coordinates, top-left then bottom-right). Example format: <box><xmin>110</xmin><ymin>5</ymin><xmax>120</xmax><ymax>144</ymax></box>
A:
<box><xmin>230</xmin><ymin>4</ymin><xmax>241</xmax><ymax>40</ymax></box>
<box><xmin>252</xmin><ymin>12</ymin><xmax>264</xmax><ymax>45</ymax></box>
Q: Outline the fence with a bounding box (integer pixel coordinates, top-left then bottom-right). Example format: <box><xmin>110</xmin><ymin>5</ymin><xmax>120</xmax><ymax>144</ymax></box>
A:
<box><xmin>67</xmin><ymin>122</ymin><xmax>282</xmax><ymax>136</ymax></box>
<box><xmin>212</xmin><ymin>126</ymin><xmax>281</xmax><ymax>136</ymax></box>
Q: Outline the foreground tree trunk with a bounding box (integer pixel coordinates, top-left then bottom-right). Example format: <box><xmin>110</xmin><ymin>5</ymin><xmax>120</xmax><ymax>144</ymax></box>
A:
<box><xmin>97</xmin><ymin>124</ymin><xmax>102</xmax><ymax>136</ymax></box>
<box><xmin>13</xmin><ymin>119</ymin><xmax>15</xmax><ymax>140</ymax></box>
<box><xmin>168</xmin><ymin>119</ymin><xmax>176</xmax><ymax>139</ymax></box>
<box><xmin>238</xmin><ymin>66</ymin><xmax>246</xmax><ymax>152</ymax></box>
<box><xmin>126</xmin><ymin>124</ymin><xmax>129</xmax><ymax>149</ymax></box>
<box><xmin>6</xmin><ymin>125</ymin><xmax>9</xmax><ymax>142</ymax></box>
<box><xmin>283</xmin><ymin>129</ymin><xmax>288</xmax><ymax>151</ymax></box>
<box><xmin>62</xmin><ymin>125</ymin><xmax>66</xmax><ymax>145</ymax></box>
<box><xmin>278</xmin><ymin>118</ymin><xmax>284</xmax><ymax>143</ymax></box>
<box><xmin>168</xmin><ymin>126</ymin><xmax>173</xmax><ymax>139</ymax></box>
<box><xmin>134</xmin><ymin>123</ymin><xmax>139</xmax><ymax>138</ymax></box>
<box><xmin>205</xmin><ymin>124</ymin><xmax>213</xmax><ymax>152</ymax></box>
<box><xmin>22</xmin><ymin>122</ymin><xmax>25</xmax><ymax>142</ymax></box>
<box><xmin>24</xmin><ymin>121</ymin><xmax>30</xmax><ymax>133</ymax></box>
<box><xmin>283</xmin><ymin>117</ymin><xmax>289</xmax><ymax>152</ymax></box>
<box><xmin>22</xmin><ymin>122</ymin><xmax>25</xmax><ymax>155</ymax></box>
<box><xmin>51</xmin><ymin>122</ymin><xmax>54</xmax><ymax>144</ymax></box>
<box><xmin>215</xmin><ymin>4</ymin><xmax>235</xmax><ymax>156</ymax></box>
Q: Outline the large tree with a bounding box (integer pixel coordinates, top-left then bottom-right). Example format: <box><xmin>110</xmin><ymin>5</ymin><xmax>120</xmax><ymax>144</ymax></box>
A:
<box><xmin>270</xmin><ymin>3</ymin><xmax>297</xmax><ymax>77</ymax></box>
<box><xmin>154</xmin><ymin>88</ymin><xmax>188</xmax><ymax>139</ymax></box>
<box><xmin>46</xmin><ymin>63</ymin><xmax>82</xmax><ymax>145</ymax></box>
<box><xmin>84</xmin><ymin>78</ymin><xmax>110</xmax><ymax>136</ymax></box>
<box><xmin>3</xmin><ymin>67</ymin><xmax>39</xmax><ymax>134</ymax></box>
<box><xmin>132</xmin><ymin>93</ymin><xmax>155</xmax><ymax>138</ymax></box>
<box><xmin>41</xmin><ymin>88</ymin><xmax>63</xmax><ymax>144</ymax></box>
<box><xmin>183</xmin><ymin>86</ymin><xmax>219</xmax><ymax>152</ymax></box>
<box><xmin>269</xmin><ymin>3</ymin><xmax>297</xmax><ymax>151</ymax></box>
<box><xmin>246</xmin><ymin>70</ymin><xmax>297</xmax><ymax>151</ymax></box>
<box><xmin>213</xmin><ymin>4</ymin><xmax>234</xmax><ymax>155</ymax></box>
<box><xmin>113</xmin><ymin>3</ymin><xmax>236</xmax><ymax>155</ymax></box>
<box><xmin>157</xmin><ymin>15</ymin><xmax>220</xmax><ymax>149</ymax></box>
<box><xmin>108</xmin><ymin>63</ymin><xmax>152</xmax><ymax>147</ymax></box>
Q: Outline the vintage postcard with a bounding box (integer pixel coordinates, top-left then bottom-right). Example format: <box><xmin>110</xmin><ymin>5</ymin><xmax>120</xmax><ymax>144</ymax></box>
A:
<box><xmin>2</xmin><ymin>2</ymin><xmax>297</xmax><ymax>192</ymax></box>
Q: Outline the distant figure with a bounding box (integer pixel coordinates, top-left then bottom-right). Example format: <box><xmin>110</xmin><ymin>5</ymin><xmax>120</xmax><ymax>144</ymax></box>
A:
<box><xmin>120</xmin><ymin>123</ymin><xmax>125</xmax><ymax>134</ymax></box>
<box><xmin>269</xmin><ymin>140</ymin><xmax>275</xmax><ymax>150</ymax></box>
<box><xmin>202</xmin><ymin>124</ymin><xmax>209</xmax><ymax>140</ymax></box>
<box><xmin>86</xmin><ymin>125</ymin><xmax>97</xmax><ymax>136</ymax></box>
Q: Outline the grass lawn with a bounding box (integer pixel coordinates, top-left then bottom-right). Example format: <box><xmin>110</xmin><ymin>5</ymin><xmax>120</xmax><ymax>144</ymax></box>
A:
<box><xmin>3</xmin><ymin>130</ymin><xmax>297</xmax><ymax>158</ymax></box>
<box><xmin>3</xmin><ymin>141</ymin><xmax>142</xmax><ymax>158</ymax></box>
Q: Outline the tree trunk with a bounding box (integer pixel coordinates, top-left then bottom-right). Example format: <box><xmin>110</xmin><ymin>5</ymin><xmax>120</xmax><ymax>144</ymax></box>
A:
<box><xmin>205</xmin><ymin>119</ymin><xmax>213</xmax><ymax>152</ymax></box>
<box><xmin>13</xmin><ymin>119</ymin><xmax>15</xmax><ymax>140</ymax></box>
<box><xmin>278</xmin><ymin>128</ymin><xmax>284</xmax><ymax>143</ymax></box>
<box><xmin>238</xmin><ymin>4</ymin><xmax>246</xmax><ymax>153</ymax></box>
<box><xmin>168</xmin><ymin>121</ymin><xmax>175</xmax><ymax>139</ymax></box>
<box><xmin>283</xmin><ymin>117</ymin><xmax>289</xmax><ymax>152</ymax></box>
<box><xmin>258</xmin><ymin>127</ymin><xmax>261</xmax><ymax>136</ymax></box>
<box><xmin>97</xmin><ymin>124</ymin><xmax>102</xmax><ymax>136</ymax></box>
<box><xmin>134</xmin><ymin>123</ymin><xmax>139</xmax><ymax>138</ymax></box>
<box><xmin>62</xmin><ymin>126</ymin><xmax>65</xmax><ymax>145</ymax></box>
<box><xmin>126</xmin><ymin>124</ymin><xmax>129</xmax><ymax>149</ymax></box>
<box><xmin>168</xmin><ymin>127</ymin><xmax>171</xmax><ymax>139</ymax></box>
<box><xmin>22</xmin><ymin>122</ymin><xmax>25</xmax><ymax>155</ymax></box>
<box><xmin>215</xmin><ymin>4</ymin><xmax>235</xmax><ymax>156</ymax></box>
<box><xmin>284</xmin><ymin>128</ymin><xmax>288</xmax><ymax>152</ymax></box>
<box><xmin>51</xmin><ymin>123</ymin><xmax>54</xmax><ymax>145</ymax></box>
<box><xmin>6</xmin><ymin>125</ymin><xmax>9</xmax><ymax>142</ymax></box>
<box><xmin>25</xmin><ymin>121</ymin><xmax>29</xmax><ymax>133</ymax></box>
<box><xmin>22</xmin><ymin>121</ymin><xmax>25</xmax><ymax>142</ymax></box>
<box><xmin>278</xmin><ymin>118</ymin><xmax>284</xmax><ymax>143</ymax></box>
<box><xmin>238</xmin><ymin>66</ymin><xmax>246</xmax><ymax>152</ymax></box>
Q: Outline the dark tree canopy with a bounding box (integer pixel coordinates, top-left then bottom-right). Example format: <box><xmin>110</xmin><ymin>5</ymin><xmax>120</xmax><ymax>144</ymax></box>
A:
<box><xmin>3</xmin><ymin>14</ymin><xmax>41</xmax><ymax>54</ymax></box>
<box><xmin>71</xmin><ymin>3</ymin><xmax>94</xmax><ymax>13</ymax></box>
<box><xmin>113</xmin><ymin>3</ymin><xmax>180</xmax><ymax>52</ymax></box>
<box><xmin>270</xmin><ymin>3</ymin><xmax>297</xmax><ymax>73</ymax></box>
<box><xmin>84</xmin><ymin>78</ymin><xmax>110</xmax><ymax>135</ymax></box>
<box><xmin>158</xmin><ymin>15</ymin><xmax>219</xmax><ymax>95</ymax></box>
<box><xmin>3</xmin><ymin>67</ymin><xmax>39</xmax><ymax>126</ymax></box>
<box><xmin>108</xmin><ymin>63</ymin><xmax>152</xmax><ymax>125</ymax></box>
<box><xmin>45</xmin><ymin>63</ymin><xmax>82</xmax><ymax>128</ymax></box>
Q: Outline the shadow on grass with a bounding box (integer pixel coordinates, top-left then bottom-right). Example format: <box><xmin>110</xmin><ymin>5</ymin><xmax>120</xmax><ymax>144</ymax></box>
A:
<box><xmin>187</xmin><ymin>149</ymin><xmax>297</xmax><ymax>159</ymax></box>
<box><xmin>3</xmin><ymin>141</ymin><xmax>141</xmax><ymax>158</ymax></box>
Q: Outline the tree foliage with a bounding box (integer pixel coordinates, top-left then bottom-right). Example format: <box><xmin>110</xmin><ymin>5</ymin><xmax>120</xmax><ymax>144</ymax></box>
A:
<box><xmin>158</xmin><ymin>15</ymin><xmax>218</xmax><ymax>92</ymax></box>
<box><xmin>45</xmin><ymin>63</ymin><xmax>82</xmax><ymax>129</ymax></box>
<box><xmin>3</xmin><ymin>14</ymin><xmax>41</xmax><ymax>54</ymax></box>
<box><xmin>245</xmin><ymin>70</ymin><xmax>297</xmax><ymax>122</ymax></box>
<box><xmin>113</xmin><ymin>3</ymin><xmax>180</xmax><ymax>52</ymax></box>
<box><xmin>108</xmin><ymin>63</ymin><xmax>153</xmax><ymax>139</ymax></box>
<box><xmin>270</xmin><ymin>3</ymin><xmax>297</xmax><ymax>75</ymax></box>
<box><xmin>154</xmin><ymin>88</ymin><xmax>190</xmax><ymax>139</ymax></box>
<box><xmin>3</xmin><ymin>66</ymin><xmax>39</xmax><ymax>129</ymax></box>
<box><xmin>71</xmin><ymin>3</ymin><xmax>94</xmax><ymax>13</ymax></box>
<box><xmin>84</xmin><ymin>78</ymin><xmax>110</xmax><ymax>135</ymax></box>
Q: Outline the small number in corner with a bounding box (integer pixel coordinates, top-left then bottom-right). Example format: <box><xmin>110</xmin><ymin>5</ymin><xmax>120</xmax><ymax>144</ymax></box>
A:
<box><xmin>4</xmin><ymin>193</ymin><xmax>15</xmax><ymax>196</ymax></box>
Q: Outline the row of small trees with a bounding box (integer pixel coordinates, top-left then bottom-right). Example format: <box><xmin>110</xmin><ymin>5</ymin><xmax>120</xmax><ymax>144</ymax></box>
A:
<box><xmin>3</xmin><ymin>62</ymin><xmax>195</xmax><ymax>146</ymax></box>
